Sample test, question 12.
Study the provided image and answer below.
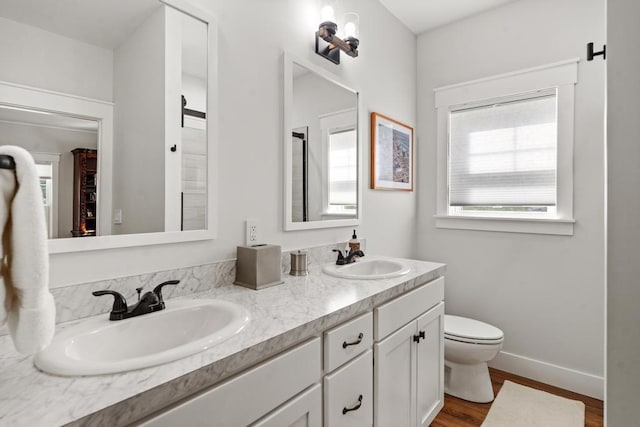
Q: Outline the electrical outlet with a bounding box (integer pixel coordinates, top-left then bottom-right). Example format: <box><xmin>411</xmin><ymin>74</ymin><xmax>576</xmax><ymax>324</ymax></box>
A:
<box><xmin>246</xmin><ymin>219</ymin><xmax>260</xmax><ymax>246</ymax></box>
<box><xmin>113</xmin><ymin>209</ymin><xmax>123</xmax><ymax>224</ymax></box>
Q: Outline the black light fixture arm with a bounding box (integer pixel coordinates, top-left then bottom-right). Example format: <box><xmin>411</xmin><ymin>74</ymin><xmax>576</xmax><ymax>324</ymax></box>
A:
<box><xmin>316</xmin><ymin>19</ymin><xmax>359</xmax><ymax>65</ymax></box>
<box><xmin>318</xmin><ymin>22</ymin><xmax>359</xmax><ymax>58</ymax></box>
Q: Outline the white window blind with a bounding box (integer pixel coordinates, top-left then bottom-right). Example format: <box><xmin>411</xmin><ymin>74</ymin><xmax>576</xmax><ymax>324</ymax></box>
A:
<box><xmin>448</xmin><ymin>91</ymin><xmax>557</xmax><ymax>206</ymax></box>
<box><xmin>328</xmin><ymin>128</ymin><xmax>357</xmax><ymax>206</ymax></box>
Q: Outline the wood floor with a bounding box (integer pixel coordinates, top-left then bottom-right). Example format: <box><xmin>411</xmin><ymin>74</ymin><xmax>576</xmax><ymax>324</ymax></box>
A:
<box><xmin>430</xmin><ymin>368</ymin><xmax>604</xmax><ymax>427</ymax></box>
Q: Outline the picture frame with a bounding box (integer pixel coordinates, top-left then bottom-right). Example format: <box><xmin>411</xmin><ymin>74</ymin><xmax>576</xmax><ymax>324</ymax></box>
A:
<box><xmin>370</xmin><ymin>112</ymin><xmax>414</xmax><ymax>191</ymax></box>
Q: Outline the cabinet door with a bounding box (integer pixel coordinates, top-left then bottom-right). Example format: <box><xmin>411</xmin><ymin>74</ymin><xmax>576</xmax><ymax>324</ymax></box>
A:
<box><xmin>251</xmin><ymin>384</ymin><xmax>322</xmax><ymax>427</ymax></box>
<box><xmin>415</xmin><ymin>302</ymin><xmax>445</xmax><ymax>427</ymax></box>
<box><xmin>374</xmin><ymin>321</ymin><xmax>416</xmax><ymax>427</ymax></box>
<box><xmin>324</xmin><ymin>350</ymin><xmax>373</xmax><ymax>427</ymax></box>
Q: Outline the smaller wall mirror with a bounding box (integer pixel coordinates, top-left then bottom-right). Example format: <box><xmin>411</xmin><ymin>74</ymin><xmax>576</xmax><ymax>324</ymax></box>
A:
<box><xmin>283</xmin><ymin>54</ymin><xmax>361</xmax><ymax>230</ymax></box>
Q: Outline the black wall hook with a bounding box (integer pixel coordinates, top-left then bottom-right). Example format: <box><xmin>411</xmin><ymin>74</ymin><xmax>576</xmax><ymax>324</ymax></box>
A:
<box><xmin>587</xmin><ymin>42</ymin><xmax>606</xmax><ymax>61</ymax></box>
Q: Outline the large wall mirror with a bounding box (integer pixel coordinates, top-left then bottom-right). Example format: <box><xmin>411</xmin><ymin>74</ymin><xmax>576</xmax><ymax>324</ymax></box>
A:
<box><xmin>0</xmin><ymin>0</ymin><xmax>218</xmax><ymax>253</ymax></box>
<box><xmin>283</xmin><ymin>54</ymin><xmax>361</xmax><ymax>231</ymax></box>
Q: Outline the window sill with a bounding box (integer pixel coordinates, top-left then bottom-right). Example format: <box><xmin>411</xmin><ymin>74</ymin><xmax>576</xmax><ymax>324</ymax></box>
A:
<box><xmin>434</xmin><ymin>215</ymin><xmax>575</xmax><ymax>236</ymax></box>
<box><xmin>322</xmin><ymin>212</ymin><xmax>357</xmax><ymax>217</ymax></box>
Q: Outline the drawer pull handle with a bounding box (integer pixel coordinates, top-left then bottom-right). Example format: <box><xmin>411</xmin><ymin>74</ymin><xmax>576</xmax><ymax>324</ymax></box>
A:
<box><xmin>342</xmin><ymin>394</ymin><xmax>363</xmax><ymax>415</ymax></box>
<box><xmin>342</xmin><ymin>332</ymin><xmax>364</xmax><ymax>349</ymax></box>
<box><xmin>413</xmin><ymin>330</ymin><xmax>426</xmax><ymax>343</ymax></box>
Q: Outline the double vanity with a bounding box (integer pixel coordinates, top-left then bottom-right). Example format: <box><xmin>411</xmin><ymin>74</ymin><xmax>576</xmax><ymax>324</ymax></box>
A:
<box><xmin>0</xmin><ymin>257</ymin><xmax>445</xmax><ymax>426</ymax></box>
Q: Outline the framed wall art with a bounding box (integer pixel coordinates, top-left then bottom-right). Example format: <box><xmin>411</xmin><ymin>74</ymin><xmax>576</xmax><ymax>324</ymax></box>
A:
<box><xmin>370</xmin><ymin>112</ymin><xmax>413</xmax><ymax>191</ymax></box>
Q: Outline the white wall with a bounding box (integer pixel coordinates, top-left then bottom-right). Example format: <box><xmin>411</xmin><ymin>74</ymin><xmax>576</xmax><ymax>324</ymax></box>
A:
<box><xmin>47</xmin><ymin>0</ymin><xmax>417</xmax><ymax>287</ymax></box>
<box><xmin>416</xmin><ymin>0</ymin><xmax>605</xmax><ymax>397</ymax></box>
<box><xmin>112</xmin><ymin>7</ymin><xmax>168</xmax><ymax>235</ymax></box>
<box><xmin>0</xmin><ymin>121</ymin><xmax>97</xmax><ymax>238</ymax></box>
<box><xmin>0</xmin><ymin>17</ymin><xmax>113</xmax><ymax>101</ymax></box>
<box><xmin>607</xmin><ymin>0</ymin><xmax>640</xmax><ymax>423</ymax></box>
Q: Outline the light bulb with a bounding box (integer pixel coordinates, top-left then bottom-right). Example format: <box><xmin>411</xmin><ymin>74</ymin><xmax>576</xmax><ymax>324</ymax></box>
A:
<box><xmin>321</xmin><ymin>5</ymin><xmax>335</xmax><ymax>22</ymax></box>
<box><xmin>344</xmin><ymin>22</ymin><xmax>356</xmax><ymax>38</ymax></box>
<box><xmin>343</xmin><ymin>12</ymin><xmax>359</xmax><ymax>39</ymax></box>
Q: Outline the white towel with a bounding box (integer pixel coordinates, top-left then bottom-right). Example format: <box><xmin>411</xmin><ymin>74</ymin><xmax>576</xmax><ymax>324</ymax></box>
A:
<box><xmin>0</xmin><ymin>145</ymin><xmax>55</xmax><ymax>355</ymax></box>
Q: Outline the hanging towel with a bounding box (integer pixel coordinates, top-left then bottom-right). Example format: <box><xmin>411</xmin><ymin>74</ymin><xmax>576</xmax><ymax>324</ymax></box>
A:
<box><xmin>0</xmin><ymin>145</ymin><xmax>55</xmax><ymax>355</ymax></box>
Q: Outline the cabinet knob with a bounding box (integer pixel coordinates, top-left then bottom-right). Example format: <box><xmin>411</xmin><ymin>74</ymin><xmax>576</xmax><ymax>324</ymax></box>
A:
<box><xmin>413</xmin><ymin>330</ymin><xmax>426</xmax><ymax>343</ymax></box>
<box><xmin>342</xmin><ymin>394</ymin><xmax>363</xmax><ymax>415</ymax></box>
<box><xmin>342</xmin><ymin>332</ymin><xmax>364</xmax><ymax>349</ymax></box>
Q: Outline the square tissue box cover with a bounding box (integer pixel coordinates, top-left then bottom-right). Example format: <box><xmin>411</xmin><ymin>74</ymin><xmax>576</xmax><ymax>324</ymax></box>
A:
<box><xmin>234</xmin><ymin>244</ymin><xmax>283</xmax><ymax>290</ymax></box>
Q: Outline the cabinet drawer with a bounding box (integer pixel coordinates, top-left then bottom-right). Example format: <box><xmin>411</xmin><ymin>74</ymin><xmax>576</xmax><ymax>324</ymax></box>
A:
<box><xmin>324</xmin><ymin>312</ymin><xmax>372</xmax><ymax>372</ymax></box>
<box><xmin>375</xmin><ymin>276</ymin><xmax>444</xmax><ymax>341</ymax></box>
<box><xmin>324</xmin><ymin>350</ymin><xmax>373</xmax><ymax>427</ymax></box>
<box><xmin>141</xmin><ymin>338</ymin><xmax>321</xmax><ymax>427</ymax></box>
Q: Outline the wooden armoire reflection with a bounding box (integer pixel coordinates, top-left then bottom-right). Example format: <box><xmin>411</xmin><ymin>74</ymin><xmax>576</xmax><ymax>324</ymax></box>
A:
<box><xmin>71</xmin><ymin>148</ymin><xmax>97</xmax><ymax>237</ymax></box>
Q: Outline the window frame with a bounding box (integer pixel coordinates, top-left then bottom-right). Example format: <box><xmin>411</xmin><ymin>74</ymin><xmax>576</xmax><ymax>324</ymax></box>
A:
<box><xmin>433</xmin><ymin>59</ymin><xmax>578</xmax><ymax>236</ymax></box>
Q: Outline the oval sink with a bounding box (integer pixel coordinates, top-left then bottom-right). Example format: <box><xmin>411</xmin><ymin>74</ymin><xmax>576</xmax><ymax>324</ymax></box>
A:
<box><xmin>34</xmin><ymin>299</ymin><xmax>250</xmax><ymax>376</ymax></box>
<box><xmin>323</xmin><ymin>258</ymin><xmax>411</xmax><ymax>280</ymax></box>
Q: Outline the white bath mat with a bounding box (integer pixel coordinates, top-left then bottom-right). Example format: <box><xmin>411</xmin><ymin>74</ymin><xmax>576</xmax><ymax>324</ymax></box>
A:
<box><xmin>481</xmin><ymin>380</ymin><xmax>585</xmax><ymax>427</ymax></box>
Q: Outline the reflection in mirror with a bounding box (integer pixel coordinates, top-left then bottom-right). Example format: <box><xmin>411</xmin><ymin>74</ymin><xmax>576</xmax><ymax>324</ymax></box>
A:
<box><xmin>0</xmin><ymin>0</ymin><xmax>208</xmax><ymax>240</ymax></box>
<box><xmin>0</xmin><ymin>107</ymin><xmax>98</xmax><ymax>238</ymax></box>
<box><xmin>285</xmin><ymin>59</ymin><xmax>359</xmax><ymax>230</ymax></box>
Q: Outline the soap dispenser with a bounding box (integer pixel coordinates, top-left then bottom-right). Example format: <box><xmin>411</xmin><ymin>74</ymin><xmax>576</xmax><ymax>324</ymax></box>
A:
<box><xmin>349</xmin><ymin>229</ymin><xmax>360</xmax><ymax>252</ymax></box>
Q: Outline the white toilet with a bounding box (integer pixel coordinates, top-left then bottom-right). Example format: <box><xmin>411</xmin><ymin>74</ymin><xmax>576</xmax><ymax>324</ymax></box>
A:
<box><xmin>444</xmin><ymin>315</ymin><xmax>504</xmax><ymax>403</ymax></box>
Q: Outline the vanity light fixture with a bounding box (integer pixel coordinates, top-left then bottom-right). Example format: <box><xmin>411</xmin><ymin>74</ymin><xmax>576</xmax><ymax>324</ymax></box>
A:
<box><xmin>315</xmin><ymin>1</ymin><xmax>359</xmax><ymax>65</ymax></box>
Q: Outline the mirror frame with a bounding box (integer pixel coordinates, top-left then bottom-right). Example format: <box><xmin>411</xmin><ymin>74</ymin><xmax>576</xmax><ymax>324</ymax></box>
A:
<box><xmin>283</xmin><ymin>52</ymin><xmax>362</xmax><ymax>231</ymax></box>
<box><xmin>0</xmin><ymin>0</ymin><xmax>218</xmax><ymax>254</ymax></box>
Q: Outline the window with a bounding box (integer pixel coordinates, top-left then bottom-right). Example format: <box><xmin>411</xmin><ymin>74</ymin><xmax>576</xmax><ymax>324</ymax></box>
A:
<box><xmin>449</xmin><ymin>90</ymin><xmax>557</xmax><ymax>218</ymax></box>
<box><xmin>328</xmin><ymin>128</ymin><xmax>357</xmax><ymax>214</ymax></box>
<box><xmin>320</xmin><ymin>109</ymin><xmax>358</xmax><ymax>216</ymax></box>
<box><xmin>434</xmin><ymin>60</ymin><xmax>577</xmax><ymax>235</ymax></box>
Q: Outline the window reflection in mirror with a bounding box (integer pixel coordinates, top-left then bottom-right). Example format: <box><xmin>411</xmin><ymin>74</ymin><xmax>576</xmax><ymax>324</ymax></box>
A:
<box><xmin>327</xmin><ymin>127</ymin><xmax>357</xmax><ymax>215</ymax></box>
<box><xmin>290</xmin><ymin>62</ymin><xmax>358</xmax><ymax>224</ymax></box>
<box><xmin>0</xmin><ymin>0</ymin><xmax>208</xmax><ymax>239</ymax></box>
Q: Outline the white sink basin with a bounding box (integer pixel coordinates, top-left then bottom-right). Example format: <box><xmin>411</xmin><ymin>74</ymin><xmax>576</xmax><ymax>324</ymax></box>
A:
<box><xmin>34</xmin><ymin>299</ymin><xmax>250</xmax><ymax>376</ymax></box>
<box><xmin>323</xmin><ymin>258</ymin><xmax>411</xmax><ymax>280</ymax></box>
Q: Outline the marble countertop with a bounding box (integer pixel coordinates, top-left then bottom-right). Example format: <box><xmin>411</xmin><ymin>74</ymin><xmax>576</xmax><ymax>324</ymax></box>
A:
<box><xmin>0</xmin><ymin>257</ymin><xmax>445</xmax><ymax>426</ymax></box>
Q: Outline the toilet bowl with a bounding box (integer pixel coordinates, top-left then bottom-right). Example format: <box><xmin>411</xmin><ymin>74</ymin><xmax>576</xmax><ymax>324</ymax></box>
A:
<box><xmin>444</xmin><ymin>315</ymin><xmax>504</xmax><ymax>403</ymax></box>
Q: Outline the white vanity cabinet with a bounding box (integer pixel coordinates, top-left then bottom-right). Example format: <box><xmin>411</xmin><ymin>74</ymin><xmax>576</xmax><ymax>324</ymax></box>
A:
<box><xmin>139</xmin><ymin>276</ymin><xmax>445</xmax><ymax>427</ymax></box>
<box><xmin>374</xmin><ymin>277</ymin><xmax>445</xmax><ymax>427</ymax></box>
<box><xmin>141</xmin><ymin>338</ymin><xmax>322</xmax><ymax>427</ymax></box>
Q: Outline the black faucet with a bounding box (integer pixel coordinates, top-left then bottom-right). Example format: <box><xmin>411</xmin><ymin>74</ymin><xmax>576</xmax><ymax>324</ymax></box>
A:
<box><xmin>92</xmin><ymin>280</ymin><xmax>180</xmax><ymax>321</ymax></box>
<box><xmin>333</xmin><ymin>249</ymin><xmax>365</xmax><ymax>265</ymax></box>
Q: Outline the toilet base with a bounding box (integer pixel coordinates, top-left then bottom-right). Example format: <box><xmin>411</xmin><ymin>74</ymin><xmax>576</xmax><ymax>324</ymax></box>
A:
<box><xmin>444</xmin><ymin>360</ymin><xmax>495</xmax><ymax>403</ymax></box>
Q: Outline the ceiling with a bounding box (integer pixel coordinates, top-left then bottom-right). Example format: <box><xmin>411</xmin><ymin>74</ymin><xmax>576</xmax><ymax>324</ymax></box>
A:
<box><xmin>0</xmin><ymin>0</ymin><xmax>207</xmax><ymax>78</ymax></box>
<box><xmin>0</xmin><ymin>0</ymin><xmax>160</xmax><ymax>50</ymax></box>
<box><xmin>377</xmin><ymin>0</ymin><xmax>520</xmax><ymax>34</ymax></box>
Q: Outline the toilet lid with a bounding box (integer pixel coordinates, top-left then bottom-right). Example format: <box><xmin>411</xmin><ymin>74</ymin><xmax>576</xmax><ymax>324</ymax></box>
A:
<box><xmin>444</xmin><ymin>315</ymin><xmax>504</xmax><ymax>342</ymax></box>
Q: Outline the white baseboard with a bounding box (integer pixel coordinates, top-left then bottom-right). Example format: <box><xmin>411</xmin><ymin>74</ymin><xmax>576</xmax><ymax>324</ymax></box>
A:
<box><xmin>489</xmin><ymin>351</ymin><xmax>604</xmax><ymax>400</ymax></box>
